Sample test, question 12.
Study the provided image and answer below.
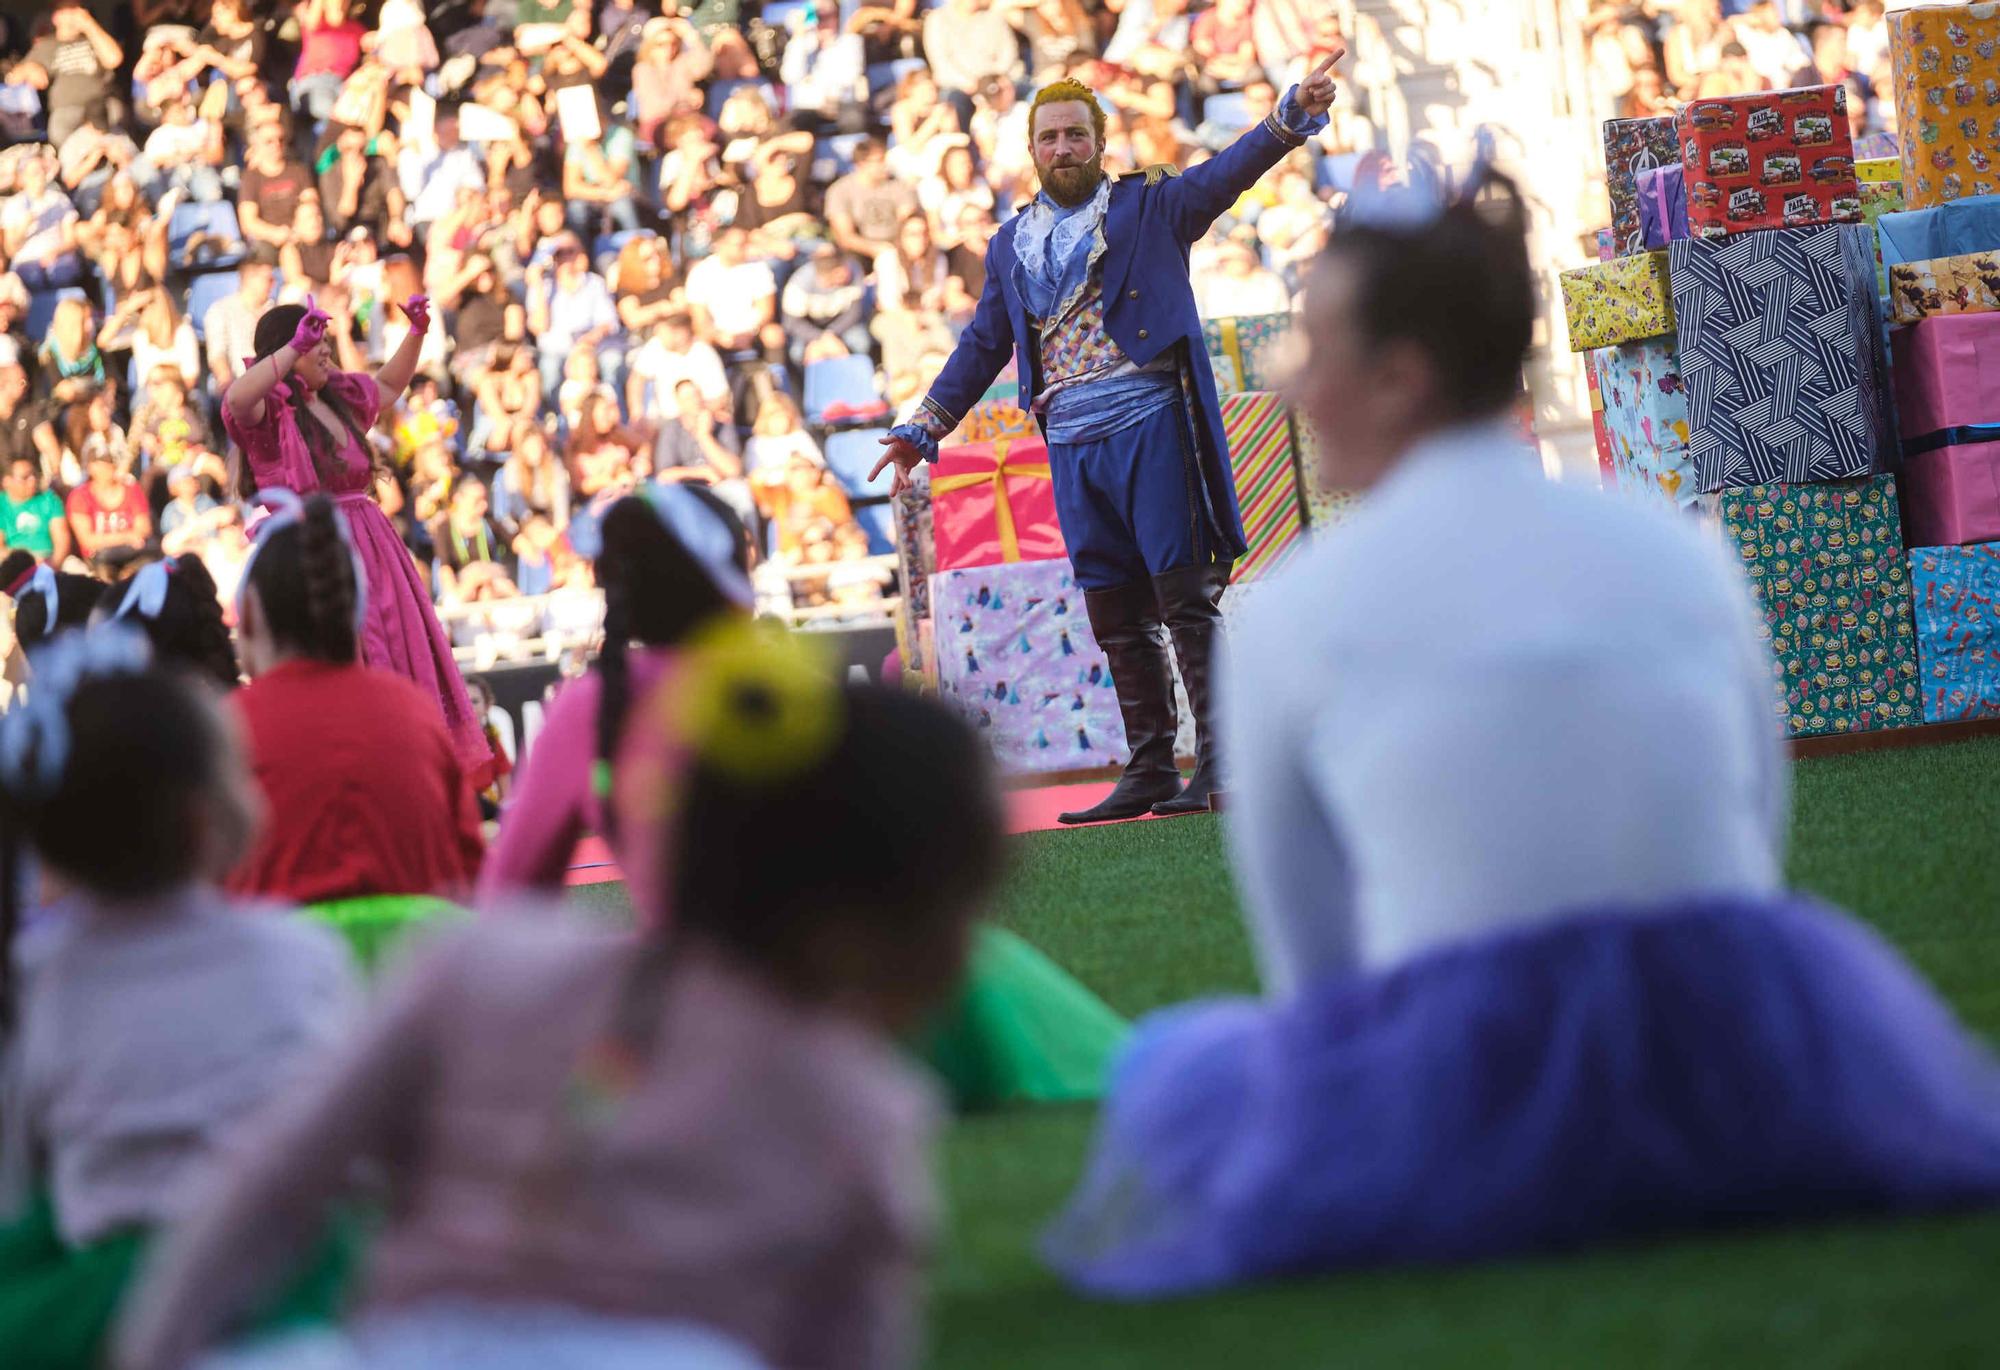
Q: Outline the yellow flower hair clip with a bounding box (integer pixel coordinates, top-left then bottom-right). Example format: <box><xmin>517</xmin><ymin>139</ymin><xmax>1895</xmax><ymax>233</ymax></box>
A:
<box><xmin>667</xmin><ymin>617</ymin><xmax>844</xmax><ymax>783</ymax></box>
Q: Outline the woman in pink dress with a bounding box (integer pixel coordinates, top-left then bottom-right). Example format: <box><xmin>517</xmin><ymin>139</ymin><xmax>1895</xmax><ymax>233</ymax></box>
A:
<box><xmin>221</xmin><ymin>297</ymin><xmax>494</xmax><ymax>786</ymax></box>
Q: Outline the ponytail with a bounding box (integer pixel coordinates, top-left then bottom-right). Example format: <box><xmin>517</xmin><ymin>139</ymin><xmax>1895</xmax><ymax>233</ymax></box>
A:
<box><xmin>100</xmin><ymin>555</ymin><xmax>241</xmax><ymax>689</ymax></box>
<box><xmin>243</xmin><ymin>493</ymin><xmax>362</xmax><ymax>664</ymax></box>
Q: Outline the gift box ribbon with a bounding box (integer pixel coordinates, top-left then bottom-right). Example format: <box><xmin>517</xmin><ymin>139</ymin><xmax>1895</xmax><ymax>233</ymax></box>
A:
<box><xmin>930</xmin><ymin>439</ymin><xmax>1054</xmax><ymax>563</ymax></box>
<box><xmin>1903</xmin><ymin>424</ymin><xmax>2000</xmax><ymax>458</ymax></box>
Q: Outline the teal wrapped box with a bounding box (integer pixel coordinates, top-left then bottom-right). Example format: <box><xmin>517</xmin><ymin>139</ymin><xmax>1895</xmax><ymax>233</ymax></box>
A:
<box><xmin>1203</xmin><ymin>313</ymin><xmax>1292</xmax><ymax>394</ymax></box>
<box><xmin>1591</xmin><ymin>335</ymin><xmax>1697</xmax><ymax>506</ymax></box>
<box><xmin>1910</xmin><ymin>542</ymin><xmax>2000</xmax><ymax>723</ymax></box>
<box><xmin>1709</xmin><ymin>475</ymin><xmax>1922</xmax><ymax>737</ymax></box>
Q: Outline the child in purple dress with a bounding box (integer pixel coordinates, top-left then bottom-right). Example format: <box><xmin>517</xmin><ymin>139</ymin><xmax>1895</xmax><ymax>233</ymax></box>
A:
<box><xmin>220</xmin><ymin>296</ymin><xmax>494</xmax><ymax>786</ymax></box>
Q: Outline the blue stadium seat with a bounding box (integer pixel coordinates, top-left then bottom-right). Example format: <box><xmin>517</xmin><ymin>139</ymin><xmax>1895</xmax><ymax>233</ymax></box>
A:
<box><xmin>24</xmin><ymin>286</ymin><xmax>87</xmax><ymax>342</ymax></box>
<box><xmin>168</xmin><ymin>199</ymin><xmax>246</xmax><ymax>270</ymax></box>
<box><xmin>802</xmin><ymin>355</ymin><xmax>882</xmax><ymax>428</ymax></box>
<box><xmin>186</xmin><ymin>270</ymin><xmax>242</xmax><ymax>342</ymax></box>
<box><xmin>821</xmin><ymin>426</ymin><xmax>893</xmax><ymax>497</ymax></box>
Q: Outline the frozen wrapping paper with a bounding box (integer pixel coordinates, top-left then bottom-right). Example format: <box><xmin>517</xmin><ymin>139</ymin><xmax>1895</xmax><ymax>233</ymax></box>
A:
<box><xmin>1560</xmin><ymin>251</ymin><xmax>1676</xmax><ymax>351</ymax></box>
<box><xmin>1898</xmin><ymin>430</ymin><xmax>2000</xmax><ymax>546</ymax></box>
<box><xmin>1603</xmin><ymin>115</ymin><xmax>1684</xmax><ymax>257</ymax></box>
<box><xmin>1669</xmin><ymin>223</ymin><xmax>1894</xmax><ymax>490</ymax></box>
<box><xmin>1888</xmin><ymin>248</ymin><xmax>2000</xmax><ymax>322</ymax></box>
<box><xmin>932</xmin><ymin>559</ymin><xmax>1128</xmax><ymax>774</ymax></box>
<box><xmin>1591</xmin><ymin>337</ymin><xmax>1698</xmax><ymax>507</ymax></box>
<box><xmin>1891</xmin><ymin>310</ymin><xmax>2000</xmax><ymax>435</ymax></box>
<box><xmin>1222</xmin><ymin>390</ymin><xmax>1308</xmax><ymax>583</ymax></box>
<box><xmin>1678</xmin><ymin>86</ymin><xmax>1862</xmax><ymax>238</ymax></box>
<box><xmin>931</xmin><ymin>437</ymin><xmax>1065</xmax><ymax>571</ymax></box>
<box><xmin>1710</xmin><ymin>476</ymin><xmax>1922</xmax><ymax>737</ymax></box>
<box><xmin>1858</xmin><ymin>157</ymin><xmax>1905</xmax><ymax>184</ymax></box>
<box><xmin>1910</xmin><ymin>541</ymin><xmax>2000</xmax><ymax>720</ymax></box>
<box><xmin>1874</xmin><ymin>193</ymin><xmax>2000</xmax><ymax>265</ymax></box>
<box><xmin>1638</xmin><ymin>164</ymin><xmax>1691</xmax><ymax>248</ymax></box>
<box><xmin>1203</xmin><ymin>313</ymin><xmax>1294</xmax><ymax>394</ymax></box>
<box><xmin>1889</xmin><ymin>2</ymin><xmax>2000</xmax><ymax>209</ymax></box>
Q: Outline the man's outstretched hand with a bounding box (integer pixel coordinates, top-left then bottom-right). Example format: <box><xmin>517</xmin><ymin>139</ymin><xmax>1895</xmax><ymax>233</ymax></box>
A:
<box><xmin>870</xmin><ymin>433</ymin><xmax>927</xmax><ymax>495</ymax></box>
<box><xmin>1297</xmin><ymin>44</ymin><xmax>1348</xmax><ymax>118</ymax></box>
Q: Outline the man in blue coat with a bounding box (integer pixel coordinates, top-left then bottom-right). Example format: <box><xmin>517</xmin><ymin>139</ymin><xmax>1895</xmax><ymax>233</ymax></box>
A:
<box><xmin>874</xmin><ymin>55</ymin><xmax>1342</xmax><ymax>823</ymax></box>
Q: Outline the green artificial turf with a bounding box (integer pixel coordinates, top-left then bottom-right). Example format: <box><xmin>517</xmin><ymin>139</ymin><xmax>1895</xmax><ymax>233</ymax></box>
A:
<box><xmin>932</xmin><ymin>735</ymin><xmax>2000</xmax><ymax>1370</ymax></box>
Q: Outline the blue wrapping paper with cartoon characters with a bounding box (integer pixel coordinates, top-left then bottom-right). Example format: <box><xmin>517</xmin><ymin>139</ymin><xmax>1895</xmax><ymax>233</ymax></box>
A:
<box><xmin>931</xmin><ymin>560</ymin><xmax>1130</xmax><ymax>774</ymax></box>
<box><xmin>1590</xmin><ymin>336</ymin><xmax>1698</xmax><ymax>506</ymax></box>
<box><xmin>1910</xmin><ymin>541</ymin><xmax>2000</xmax><ymax>722</ymax></box>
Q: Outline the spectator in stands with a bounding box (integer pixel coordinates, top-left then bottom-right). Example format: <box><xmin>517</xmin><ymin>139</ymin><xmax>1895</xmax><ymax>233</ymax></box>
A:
<box><xmin>37</xmin><ymin>297</ymin><xmax>104</xmax><ymax>404</ymax></box>
<box><xmin>685</xmin><ymin>225</ymin><xmax>783</xmax><ymax>365</ymax></box>
<box><xmin>131</xmin><ymin>366</ymin><xmax>213</xmax><ymax>477</ymax></box>
<box><xmin>0</xmin><ymin>154</ymin><xmax>83</xmax><ymax>291</ymax></box>
<box><xmin>627</xmin><ymin>311</ymin><xmax>732</xmax><ymax>422</ymax></box>
<box><xmin>782</xmin><ymin>242</ymin><xmax>872</xmax><ymax>368</ymax></box>
<box><xmin>744</xmin><ymin>390</ymin><xmax>824</xmax><ymax>480</ymax></box>
<box><xmin>1689</xmin><ymin>40</ymin><xmax>1769</xmax><ymax>100</ymax></box>
<box><xmin>133</xmin><ymin>94</ymin><xmax>227</xmax><ymax>205</ymax></box>
<box><xmin>889</xmin><ymin>70</ymin><xmax>965</xmax><ymax>184</ymax></box>
<box><xmin>0</xmin><ymin>360</ymin><xmax>57</xmax><ymax>483</ymax></box>
<box><xmin>632</xmin><ymin>17</ymin><xmax>716</xmax><ymax>147</ymax></box>
<box><xmin>57</xmin><ymin>112</ymin><xmax>136</xmax><ymax>220</ymax></box>
<box><xmin>292</xmin><ymin>0</ymin><xmax>368</xmax><ymax>123</ymax></box>
<box><xmin>1254</xmin><ymin>0</ymin><xmax>1344</xmax><ymax>88</ymax></box>
<box><xmin>1192</xmin><ymin>0</ymin><xmax>1263</xmax><ymax>97</ymax></box>
<box><xmin>1104</xmin><ymin>0</ymin><xmax>1194</xmax><ymax>82</ymax></box>
<box><xmin>1</xmin><ymin>454</ymin><xmax>70</xmax><ymax>566</ymax></box>
<box><xmin>613</xmin><ymin>236</ymin><xmax>681</xmax><ymax>340</ymax></box>
<box><xmin>922</xmin><ymin>141</ymin><xmax>996</xmax><ymax>241</ymax></box>
<box><xmin>237</xmin><ymin>122</ymin><xmax>314</xmax><ymax>265</ymax></box>
<box><xmin>736</xmin><ymin>137</ymin><xmax>824</xmax><ymax>253</ymax></box>
<box><xmin>433</xmin><ymin>474</ymin><xmax>520</xmax><ymax>607</ymax></box>
<box><xmin>1736</xmin><ymin>0</ymin><xmax>1813</xmax><ymax>90</ymax></box>
<box><xmin>925</xmin><ymin>0</ymin><xmax>1028</xmax><ymax>104</ymax></box>
<box><xmin>159</xmin><ymin>462</ymin><xmax>235</xmax><ymax>560</ymax></box>
<box><xmin>528</xmin><ymin>237</ymin><xmax>623</xmax><ymax>405</ymax></box>
<box><xmin>203</xmin><ymin>260</ymin><xmax>275</xmax><ymax>396</ymax></box>
<box><xmin>653</xmin><ymin>379</ymin><xmax>749</xmax><ymax>517</ymax></box>
<box><xmin>561</xmin><ymin>94</ymin><xmax>642</xmax><ymax>238</ymax></box>
<box><xmin>755</xmin><ymin>448</ymin><xmax>860</xmax><ymax>564</ymax></box>
<box><xmin>321</xmin><ymin>122</ymin><xmax>413</xmax><ymax>249</ymax></box>
<box><xmin>492</xmin><ymin>421</ymin><xmax>570</xmax><ymax>530</ymax></box>
<box><xmin>780</xmin><ymin>3</ymin><xmax>869</xmax><ymax>123</ymax></box>
<box><xmin>872</xmin><ymin>212</ymin><xmax>953</xmax><ymax>381</ymax></box>
<box><xmin>826</xmin><ymin>137</ymin><xmax>920</xmax><ymax>263</ymax></box>
<box><xmin>6</xmin><ymin>2</ymin><xmax>125</xmax><ymax>150</ymax></box>
<box><xmin>65</xmin><ymin>443</ymin><xmax>152</xmax><ymax>573</ymax></box>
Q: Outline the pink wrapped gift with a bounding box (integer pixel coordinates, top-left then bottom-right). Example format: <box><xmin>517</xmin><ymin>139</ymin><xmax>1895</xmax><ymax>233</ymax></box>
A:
<box><xmin>1899</xmin><ymin>435</ymin><xmax>2000</xmax><ymax>548</ymax></box>
<box><xmin>1891</xmin><ymin>312</ymin><xmax>2000</xmax><ymax>438</ymax></box>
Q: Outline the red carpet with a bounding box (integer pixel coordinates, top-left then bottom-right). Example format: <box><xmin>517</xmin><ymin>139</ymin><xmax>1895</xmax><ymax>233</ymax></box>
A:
<box><xmin>562</xmin><ymin>781</ymin><xmax>1150</xmax><ymax>885</ymax></box>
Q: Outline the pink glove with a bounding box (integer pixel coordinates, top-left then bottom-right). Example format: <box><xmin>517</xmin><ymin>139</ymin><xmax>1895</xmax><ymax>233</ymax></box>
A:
<box><xmin>401</xmin><ymin>293</ymin><xmax>431</xmax><ymax>336</ymax></box>
<box><xmin>289</xmin><ymin>296</ymin><xmax>331</xmax><ymax>354</ymax></box>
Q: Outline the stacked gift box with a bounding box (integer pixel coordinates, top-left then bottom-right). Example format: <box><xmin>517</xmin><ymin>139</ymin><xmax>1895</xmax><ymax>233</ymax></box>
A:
<box><xmin>1565</xmin><ymin>82</ymin><xmax>1927</xmax><ymax>738</ymax></box>
<box><xmin>1876</xmin><ymin>1</ymin><xmax>2000</xmax><ymax>722</ymax></box>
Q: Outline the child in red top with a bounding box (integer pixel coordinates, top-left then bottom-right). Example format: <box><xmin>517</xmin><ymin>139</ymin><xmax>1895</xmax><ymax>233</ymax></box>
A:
<box><xmin>226</xmin><ymin>493</ymin><xmax>483</xmax><ymax>906</ymax></box>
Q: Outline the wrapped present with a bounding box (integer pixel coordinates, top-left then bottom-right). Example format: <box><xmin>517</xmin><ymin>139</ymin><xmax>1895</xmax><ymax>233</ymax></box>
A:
<box><xmin>1875</xmin><ymin>193</ymin><xmax>2000</xmax><ymax>265</ymax></box>
<box><xmin>1888</xmin><ymin>249</ymin><xmax>2000</xmax><ymax>323</ymax></box>
<box><xmin>948</xmin><ymin>358</ymin><xmax>1038</xmax><ymax>444</ymax></box>
<box><xmin>1603</xmin><ymin>115</ymin><xmax>1684</xmax><ymax>257</ymax></box>
<box><xmin>1670</xmin><ymin>224</ymin><xmax>1893</xmax><ymax>490</ymax></box>
<box><xmin>931</xmin><ymin>436</ymin><xmax>1063</xmax><ymax>571</ymax></box>
<box><xmin>1595</xmin><ymin>227</ymin><xmax>1617</xmax><ymax>263</ymax></box>
<box><xmin>1900</xmin><ymin>429</ymin><xmax>2000</xmax><ymax>547</ymax></box>
<box><xmin>1709</xmin><ymin>475</ymin><xmax>1922</xmax><ymax>738</ymax></box>
<box><xmin>1637</xmin><ymin>164</ymin><xmax>1690</xmax><ymax>249</ymax></box>
<box><xmin>1910</xmin><ymin>542</ymin><xmax>2000</xmax><ymax>721</ymax></box>
<box><xmin>1204</xmin><ymin>313</ymin><xmax>1293</xmax><ymax>394</ymax></box>
<box><xmin>1585</xmin><ymin>349</ymin><xmax>1617</xmax><ymax>488</ymax></box>
<box><xmin>1890</xmin><ymin>310</ymin><xmax>2000</xmax><ymax>437</ymax></box>
<box><xmin>1677</xmin><ymin>86</ymin><xmax>1862</xmax><ymax>238</ymax></box>
<box><xmin>1858</xmin><ymin>157</ymin><xmax>1905</xmax><ymax>185</ymax></box>
<box><xmin>1222</xmin><ymin>390</ymin><xmax>1308</xmax><ymax>582</ymax></box>
<box><xmin>1888</xmin><ymin>3</ymin><xmax>2000</xmax><ymax>210</ymax></box>
<box><xmin>1591</xmin><ymin>336</ymin><xmax>1697</xmax><ymax>506</ymax></box>
<box><xmin>1861</xmin><ymin>181</ymin><xmax>1906</xmax><ymax>318</ymax></box>
<box><xmin>1560</xmin><ymin>251</ymin><xmax>1675</xmax><ymax>351</ymax></box>
<box><xmin>931</xmin><ymin>559</ymin><xmax>1128</xmax><ymax>774</ymax></box>
<box><xmin>1289</xmin><ymin>413</ymin><xmax>1365</xmax><ymax>531</ymax></box>
<box><xmin>892</xmin><ymin>476</ymin><xmax>935</xmax><ymax>679</ymax></box>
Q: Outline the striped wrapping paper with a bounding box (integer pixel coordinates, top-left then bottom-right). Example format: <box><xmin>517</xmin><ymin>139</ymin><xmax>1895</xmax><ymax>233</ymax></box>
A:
<box><xmin>1222</xmin><ymin>390</ymin><xmax>1307</xmax><ymax>583</ymax></box>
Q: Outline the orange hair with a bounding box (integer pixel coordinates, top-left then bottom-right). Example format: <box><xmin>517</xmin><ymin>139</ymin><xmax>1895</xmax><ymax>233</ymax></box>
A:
<box><xmin>1029</xmin><ymin>78</ymin><xmax>1107</xmax><ymax>145</ymax></box>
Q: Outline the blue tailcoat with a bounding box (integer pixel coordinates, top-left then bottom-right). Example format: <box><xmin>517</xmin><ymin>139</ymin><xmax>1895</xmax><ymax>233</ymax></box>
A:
<box><xmin>924</xmin><ymin>121</ymin><xmax>1308</xmax><ymax>566</ymax></box>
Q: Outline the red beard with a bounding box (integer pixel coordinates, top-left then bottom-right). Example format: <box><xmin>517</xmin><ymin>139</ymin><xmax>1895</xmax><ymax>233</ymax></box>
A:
<box><xmin>1037</xmin><ymin>152</ymin><xmax>1106</xmax><ymax>208</ymax></box>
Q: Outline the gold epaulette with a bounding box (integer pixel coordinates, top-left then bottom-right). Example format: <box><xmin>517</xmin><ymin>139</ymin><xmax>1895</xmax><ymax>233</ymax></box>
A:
<box><xmin>1119</xmin><ymin>163</ymin><xmax>1181</xmax><ymax>186</ymax></box>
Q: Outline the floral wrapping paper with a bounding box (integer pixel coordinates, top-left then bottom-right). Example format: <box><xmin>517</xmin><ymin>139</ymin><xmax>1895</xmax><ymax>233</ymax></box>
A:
<box><xmin>1203</xmin><ymin>313</ymin><xmax>1294</xmax><ymax>394</ymax></box>
<box><xmin>1678</xmin><ymin>86</ymin><xmax>1863</xmax><ymax>237</ymax></box>
<box><xmin>1603</xmin><ymin>115</ymin><xmax>1685</xmax><ymax>257</ymax></box>
<box><xmin>1709</xmin><ymin>476</ymin><xmax>1922</xmax><ymax>737</ymax></box>
<box><xmin>932</xmin><ymin>559</ymin><xmax>1130</xmax><ymax>774</ymax></box>
<box><xmin>1590</xmin><ymin>336</ymin><xmax>1698</xmax><ymax>507</ymax></box>
<box><xmin>1670</xmin><ymin>223</ymin><xmax>1893</xmax><ymax>490</ymax></box>
<box><xmin>1909</xmin><ymin>541</ymin><xmax>2000</xmax><ymax>720</ymax></box>
<box><xmin>1223</xmin><ymin>390</ymin><xmax>1308</xmax><ymax>583</ymax></box>
<box><xmin>1889</xmin><ymin>2</ymin><xmax>2000</xmax><ymax>210</ymax></box>
<box><xmin>1560</xmin><ymin>251</ymin><xmax>1676</xmax><ymax>352</ymax></box>
<box><xmin>1889</xmin><ymin>248</ymin><xmax>2000</xmax><ymax>323</ymax></box>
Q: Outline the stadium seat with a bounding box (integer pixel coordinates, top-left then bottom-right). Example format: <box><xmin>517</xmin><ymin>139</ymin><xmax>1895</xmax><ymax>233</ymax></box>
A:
<box><xmin>821</xmin><ymin>426</ymin><xmax>893</xmax><ymax>497</ymax></box>
<box><xmin>186</xmin><ymin>270</ymin><xmax>243</xmax><ymax>342</ymax></box>
<box><xmin>802</xmin><ymin>355</ymin><xmax>883</xmax><ymax>428</ymax></box>
<box><xmin>168</xmin><ymin>199</ymin><xmax>247</xmax><ymax>271</ymax></box>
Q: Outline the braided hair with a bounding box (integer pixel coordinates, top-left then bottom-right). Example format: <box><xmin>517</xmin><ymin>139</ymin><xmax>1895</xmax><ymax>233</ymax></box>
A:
<box><xmin>234</xmin><ymin>304</ymin><xmax>375</xmax><ymax>501</ymax></box>
<box><xmin>243</xmin><ymin>494</ymin><xmax>361</xmax><ymax>664</ymax></box>
<box><xmin>2</xmin><ymin>549</ymin><xmax>106</xmax><ymax>653</ymax></box>
<box><xmin>591</xmin><ymin>487</ymin><xmax>752</xmax><ymax>829</ymax></box>
<box><xmin>97</xmin><ymin>555</ymin><xmax>241</xmax><ymax>689</ymax></box>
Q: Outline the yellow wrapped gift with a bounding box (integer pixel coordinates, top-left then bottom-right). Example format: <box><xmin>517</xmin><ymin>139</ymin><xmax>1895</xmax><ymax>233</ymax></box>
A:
<box><xmin>1888</xmin><ymin>250</ymin><xmax>2000</xmax><ymax>325</ymax></box>
<box><xmin>1559</xmin><ymin>252</ymin><xmax>1676</xmax><ymax>352</ymax></box>
<box><xmin>1889</xmin><ymin>3</ymin><xmax>2000</xmax><ymax>208</ymax></box>
<box><xmin>1857</xmin><ymin>157</ymin><xmax>1902</xmax><ymax>185</ymax></box>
